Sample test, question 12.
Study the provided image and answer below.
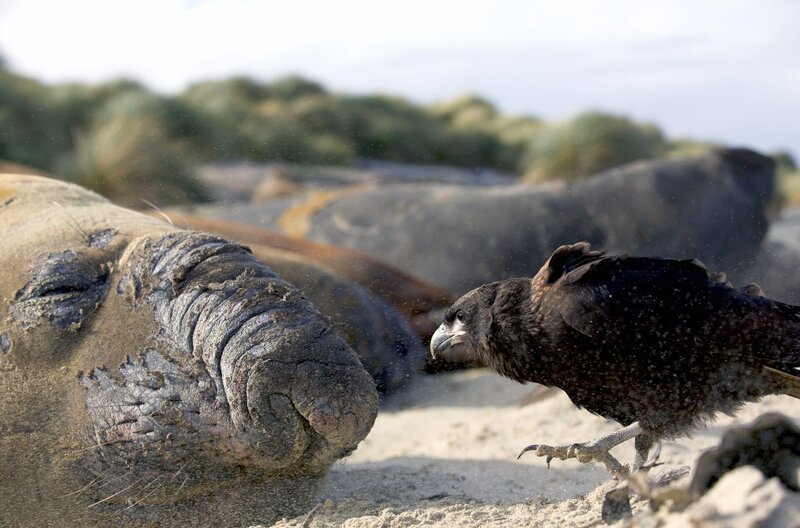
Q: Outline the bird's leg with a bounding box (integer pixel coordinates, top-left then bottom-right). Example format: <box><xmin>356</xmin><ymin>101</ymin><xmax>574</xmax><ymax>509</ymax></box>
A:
<box><xmin>518</xmin><ymin>422</ymin><xmax>644</xmax><ymax>476</ymax></box>
<box><xmin>633</xmin><ymin>434</ymin><xmax>653</xmax><ymax>471</ymax></box>
<box><xmin>633</xmin><ymin>436</ymin><xmax>662</xmax><ymax>472</ymax></box>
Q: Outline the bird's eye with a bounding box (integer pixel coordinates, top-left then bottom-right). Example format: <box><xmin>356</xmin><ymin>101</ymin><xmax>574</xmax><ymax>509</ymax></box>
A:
<box><xmin>456</xmin><ymin>310</ymin><xmax>468</xmax><ymax>324</ymax></box>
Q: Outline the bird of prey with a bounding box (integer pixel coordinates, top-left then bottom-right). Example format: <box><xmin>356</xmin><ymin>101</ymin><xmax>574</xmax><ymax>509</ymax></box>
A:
<box><xmin>430</xmin><ymin>242</ymin><xmax>800</xmax><ymax>475</ymax></box>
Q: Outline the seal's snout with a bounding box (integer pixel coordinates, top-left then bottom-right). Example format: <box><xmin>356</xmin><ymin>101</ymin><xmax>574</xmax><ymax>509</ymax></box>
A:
<box><xmin>224</xmin><ymin>321</ymin><xmax>377</xmax><ymax>469</ymax></box>
<box><xmin>137</xmin><ymin>231</ymin><xmax>378</xmax><ymax>472</ymax></box>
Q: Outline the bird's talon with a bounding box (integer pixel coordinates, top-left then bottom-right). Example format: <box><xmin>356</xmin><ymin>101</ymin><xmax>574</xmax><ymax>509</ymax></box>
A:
<box><xmin>517</xmin><ymin>444</ymin><xmax>538</xmax><ymax>460</ymax></box>
<box><xmin>517</xmin><ymin>439</ymin><xmax>628</xmax><ymax>476</ymax></box>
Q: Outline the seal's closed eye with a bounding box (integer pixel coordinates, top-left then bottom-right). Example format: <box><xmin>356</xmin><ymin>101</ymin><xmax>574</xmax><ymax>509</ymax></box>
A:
<box><xmin>13</xmin><ymin>250</ymin><xmax>109</xmax><ymax>329</ymax></box>
<box><xmin>18</xmin><ymin>272</ymin><xmax>105</xmax><ymax>300</ymax></box>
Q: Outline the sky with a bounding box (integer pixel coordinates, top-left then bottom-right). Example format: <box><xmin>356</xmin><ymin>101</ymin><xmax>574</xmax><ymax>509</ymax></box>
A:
<box><xmin>1</xmin><ymin>0</ymin><xmax>798</xmax><ymax>156</ymax></box>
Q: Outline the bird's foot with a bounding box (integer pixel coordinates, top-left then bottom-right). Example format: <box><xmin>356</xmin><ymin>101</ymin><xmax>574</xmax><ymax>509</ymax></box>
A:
<box><xmin>517</xmin><ymin>440</ymin><xmax>627</xmax><ymax>476</ymax></box>
<box><xmin>517</xmin><ymin>423</ymin><xmax>643</xmax><ymax>477</ymax></box>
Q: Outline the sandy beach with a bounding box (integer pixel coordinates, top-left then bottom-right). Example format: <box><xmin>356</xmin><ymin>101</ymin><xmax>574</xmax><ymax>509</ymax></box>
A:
<box><xmin>263</xmin><ymin>368</ymin><xmax>800</xmax><ymax>527</ymax></box>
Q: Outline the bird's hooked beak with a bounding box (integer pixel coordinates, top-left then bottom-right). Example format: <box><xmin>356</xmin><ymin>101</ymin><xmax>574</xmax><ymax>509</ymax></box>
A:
<box><xmin>430</xmin><ymin>324</ymin><xmax>466</xmax><ymax>359</ymax></box>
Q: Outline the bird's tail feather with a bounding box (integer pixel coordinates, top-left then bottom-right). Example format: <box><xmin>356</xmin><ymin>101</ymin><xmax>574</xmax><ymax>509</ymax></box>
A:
<box><xmin>764</xmin><ymin>366</ymin><xmax>800</xmax><ymax>399</ymax></box>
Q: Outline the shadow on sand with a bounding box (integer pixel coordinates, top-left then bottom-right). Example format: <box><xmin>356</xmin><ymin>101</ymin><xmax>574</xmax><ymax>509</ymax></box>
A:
<box><xmin>319</xmin><ymin>455</ymin><xmax>611</xmax><ymax>506</ymax></box>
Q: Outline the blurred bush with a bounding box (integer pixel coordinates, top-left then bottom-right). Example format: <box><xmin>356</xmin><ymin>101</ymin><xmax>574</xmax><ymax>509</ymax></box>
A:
<box><xmin>182</xmin><ymin>77</ymin><xmax>353</xmax><ymax>163</ymax></box>
<box><xmin>662</xmin><ymin>138</ymin><xmax>718</xmax><ymax>159</ymax></box>
<box><xmin>0</xmin><ymin>69</ymin><xmax>70</xmax><ymax>171</ymax></box>
<box><xmin>65</xmin><ymin>91</ymin><xmax>211</xmax><ymax>207</ymax></box>
<box><xmin>429</xmin><ymin>94</ymin><xmax>541</xmax><ymax>172</ymax></box>
<box><xmin>774</xmin><ymin>151</ymin><xmax>800</xmax><ymax>208</ymax></box>
<box><xmin>266</xmin><ymin>75</ymin><xmax>326</xmax><ymax>100</ymax></box>
<box><xmin>50</xmin><ymin>79</ymin><xmax>146</xmax><ymax>136</ymax></box>
<box><xmin>0</xmin><ymin>60</ymin><xmax>779</xmax><ymax>206</ymax></box>
<box><xmin>522</xmin><ymin>111</ymin><xmax>667</xmax><ymax>181</ymax></box>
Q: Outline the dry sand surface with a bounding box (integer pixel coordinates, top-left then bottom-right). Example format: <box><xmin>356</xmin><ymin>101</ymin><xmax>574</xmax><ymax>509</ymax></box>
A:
<box><xmin>260</xmin><ymin>369</ymin><xmax>800</xmax><ymax>527</ymax></box>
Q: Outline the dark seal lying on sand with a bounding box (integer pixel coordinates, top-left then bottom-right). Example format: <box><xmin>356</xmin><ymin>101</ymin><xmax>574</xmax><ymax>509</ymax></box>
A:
<box><xmin>198</xmin><ymin>148</ymin><xmax>774</xmax><ymax>295</ymax></box>
<box><xmin>0</xmin><ymin>173</ymin><xmax>379</xmax><ymax>527</ymax></box>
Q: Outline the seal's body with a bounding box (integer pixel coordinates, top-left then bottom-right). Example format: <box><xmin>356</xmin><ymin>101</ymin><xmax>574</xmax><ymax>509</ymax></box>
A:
<box><xmin>0</xmin><ymin>174</ymin><xmax>378</xmax><ymax>526</ymax></box>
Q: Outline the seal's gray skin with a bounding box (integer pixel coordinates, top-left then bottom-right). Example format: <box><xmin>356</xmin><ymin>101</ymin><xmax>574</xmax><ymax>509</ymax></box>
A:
<box><xmin>0</xmin><ymin>174</ymin><xmax>378</xmax><ymax>526</ymax></box>
<box><xmin>195</xmin><ymin>148</ymin><xmax>774</xmax><ymax>295</ymax></box>
<box><xmin>247</xmin><ymin>244</ymin><xmax>426</xmax><ymax>392</ymax></box>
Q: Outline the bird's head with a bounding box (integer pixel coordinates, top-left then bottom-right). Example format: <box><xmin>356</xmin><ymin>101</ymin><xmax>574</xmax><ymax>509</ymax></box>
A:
<box><xmin>430</xmin><ymin>281</ymin><xmax>516</xmax><ymax>363</ymax></box>
<box><xmin>430</xmin><ymin>285</ymin><xmax>493</xmax><ymax>362</ymax></box>
<box><xmin>430</xmin><ymin>278</ymin><xmax>535</xmax><ymax>380</ymax></box>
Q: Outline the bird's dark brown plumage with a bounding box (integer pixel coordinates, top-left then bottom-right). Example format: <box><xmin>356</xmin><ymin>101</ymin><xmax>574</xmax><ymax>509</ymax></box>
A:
<box><xmin>431</xmin><ymin>242</ymin><xmax>800</xmax><ymax>472</ymax></box>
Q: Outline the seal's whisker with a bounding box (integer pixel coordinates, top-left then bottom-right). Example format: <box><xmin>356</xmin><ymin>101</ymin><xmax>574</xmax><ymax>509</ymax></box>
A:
<box><xmin>174</xmin><ymin>476</ymin><xmax>190</xmax><ymax>498</ymax></box>
<box><xmin>57</xmin><ymin>469</ymin><xmax>133</xmax><ymax>498</ymax></box>
<box><xmin>86</xmin><ymin>403</ymin><xmax>146</xmax><ymax>409</ymax></box>
<box><xmin>137</xmin><ymin>475</ymin><xmax>163</xmax><ymax>493</ymax></box>
<box><xmin>56</xmin><ymin>476</ymin><xmax>101</xmax><ymax>498</ymax></box>
<box><xmin>93</xmin><ymin>470</ymin><xmax>135</xmax><ymax>491</ymax></box>
<box><xmin>125</xmin><ymin>476</ymin><xmax>167</xmax><ymax>510</ymax></box>
<box><xmin>170</xmin><ymin>461</ymin><xmax>189</xmax><ymax>482</ymax></box>
<box><xmin>86</xmin><ymin>475</ymin><xmax>147</xmax><ymax>508</ymax></box>
<box><xmin>69</xmin><ymin>437</ymin><xmax>133</xmax><ymax>455</ymax></box>
<box><xmin>50</xmin><ymin>200</ymin><xmax>92</xmax><ymax>245</ymax></box>
<box><xmin>140</xmin><ymin>198</ymin><xmax>174</xmax><ymax>226</ymax></box>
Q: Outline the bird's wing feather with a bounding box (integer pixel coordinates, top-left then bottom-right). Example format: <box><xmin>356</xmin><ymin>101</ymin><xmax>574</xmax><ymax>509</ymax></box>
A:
<box><xmin>554</xmin><ymin>255</ymin><xmax>712</xmax><ymax>340</ymax></box>
<box><xmin>539</xmin><ymin>244</ymin><xmax>800</xmax><ymax>369</ymax></box>
<box><xmin>534</xmin><ymin>242</ymin><xmax>607</xmax><ymax>286</ymax></box>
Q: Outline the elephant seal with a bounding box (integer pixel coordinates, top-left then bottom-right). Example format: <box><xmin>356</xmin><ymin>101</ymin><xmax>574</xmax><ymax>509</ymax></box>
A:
<box><xmin>0</xmin><ymin>174</ymin><xmax>379</xmax><ymax>526</ymax></box>
<box><xmin>195</xmin><ymin>148</ymin><xmax>774</xmax><ymax>294</ymax></box>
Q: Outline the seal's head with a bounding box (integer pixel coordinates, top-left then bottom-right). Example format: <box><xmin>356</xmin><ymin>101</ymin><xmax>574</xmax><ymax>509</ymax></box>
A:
<box><xmin>0</xmin><ymin>174</ymin><xmax>378</xmax><ymax>525</ymax></box>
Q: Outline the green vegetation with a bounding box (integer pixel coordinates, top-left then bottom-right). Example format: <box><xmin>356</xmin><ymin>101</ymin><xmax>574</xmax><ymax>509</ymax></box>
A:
<box><xmin>65</xmin><ymin>91</ymin><xmax>210</xmax><ymax>207</ymax></box>
<box><xmin>522</xmin><ymin>111</ymin><xmax>667</xmax><ymax>181</ymax></box>
<box><xmin>775</xmin><ymin>151</ymin><xmax>800</xmax><ymax>208</ymax></box>
<box><xmin>0</xmin><ymin>60</ymin><xmax>769</xmax><ymax>206</ymax></box>
<box><xmin>0</xmin><ymin>69</ymin><xmax>71</xmax><ymax>171</ymax></box>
